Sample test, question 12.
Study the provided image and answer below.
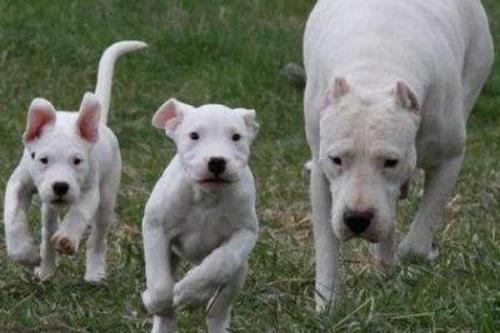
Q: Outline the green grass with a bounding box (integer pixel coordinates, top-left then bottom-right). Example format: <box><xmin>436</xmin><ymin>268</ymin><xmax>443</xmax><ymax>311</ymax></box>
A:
<box><xmin>0</xmin><ymin>0</ymin><xmax>498</xmax><ymax>332</ymax></box>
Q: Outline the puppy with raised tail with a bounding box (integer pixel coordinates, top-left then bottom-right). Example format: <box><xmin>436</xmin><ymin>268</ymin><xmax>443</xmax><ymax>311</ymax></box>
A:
<box><xmin>3</xmin><ymin>41</ymin><xmax>147</xmax><ymax>283</ymax></box>
<box><xmin>141</xmin><ymin>99</ymin><xmax>259</xmax><ymax>333</ymax></box>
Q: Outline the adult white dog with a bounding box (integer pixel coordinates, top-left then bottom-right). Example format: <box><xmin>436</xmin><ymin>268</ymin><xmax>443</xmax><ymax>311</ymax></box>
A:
<box><xmin>141</xmin><ymin>100</ymin><xmax>259</xmax><ymax>333</ymax></box>
<box><xmin>3</xmin><ymin>41</ymin><xmax>147</xmax><ymax>283</ymax></box>
<box><xmin>303</xmin><ymin>0</ymin><xmax>493</xmax><ymax>310</ymax></box>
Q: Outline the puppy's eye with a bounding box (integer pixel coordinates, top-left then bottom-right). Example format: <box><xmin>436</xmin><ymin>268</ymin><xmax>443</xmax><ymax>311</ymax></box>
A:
<box><xmin>31</xmin><ymin>152</ymin><xmax>36</xmax><ymax>159</ymax></box>
<box><xmin>384</xmin><ymin>159</ymin><xmax>399</xmax><ymax>168</ymax></box>
<box><xmin>40</xmin><ymin>157</ymin><xmax>48</xmax><ymax>165</ymax></box>
<box><xmin>232</xmin><ymin>133</ymin><xmax>241</xmax><ymax>141</ymax></box>
<box><xmin>330</xmin><ymin>156</ymin><xmax>342</xmax><ymax>166</ymax></box>
<box><xmin>74</xmin><ymin>158</ymin><xmax>82</xmax><ymax>165</ymax></box>
<box><xmin>189</xmin><ymin>132</ymin><xmax>199</xmax><ymax>140</ymax></box>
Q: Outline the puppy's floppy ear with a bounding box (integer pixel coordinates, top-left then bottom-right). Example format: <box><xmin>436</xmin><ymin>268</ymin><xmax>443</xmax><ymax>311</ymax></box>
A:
<box><xmin>394</xmin><ymin>81</ymin><xmax>420</xmax><ymax>111</ymax></box>
<box><xmin>235</xmin><ymin>108</ymin><xmax>259</xmax><ymax>140</ymax></box>
<box><xmin>76</xmin><ymin>92</ymin><xmax>101</xmax><ymax>143</ymax></box>
<box><xmin>23</xmin><ymin>98</ymin><xmax>57</xmax><ymax>143</ymax></box>
<box><xmin>152</xmin><ymin>98</ymin><xmax>192</xmax><ymax>138</ymax></box>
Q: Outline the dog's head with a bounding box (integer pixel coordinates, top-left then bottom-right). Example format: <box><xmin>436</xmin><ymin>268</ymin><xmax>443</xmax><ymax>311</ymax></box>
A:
<box><xmin>153</xmin><ymin>99</ymin><xmax>258</xmax><ymax>191</ymax></box>
<box><xmin>319</xmin><ymin>78</ymin><xmax>420</xmax><ymax>242</ymax></box>
<box><xmin>23</xmin><ymin>93</ymin><xmax>101</xmax><ymax>207</ymax></box>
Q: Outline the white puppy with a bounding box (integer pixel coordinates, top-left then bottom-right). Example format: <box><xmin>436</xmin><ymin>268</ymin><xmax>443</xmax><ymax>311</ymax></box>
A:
<box><xmin>303</xmin><ymin>0</ymin><xmax>493</xmax><ymax>310</ymax></box>
<box><xmin>3</xmin><ymin>41</ymin><xmax>147</xmax><ymax>283</ymax></box>
<box><xmin>141</xmin><ymin>99</ymin><xmax>259</xmax><ymax>333</ymax></box>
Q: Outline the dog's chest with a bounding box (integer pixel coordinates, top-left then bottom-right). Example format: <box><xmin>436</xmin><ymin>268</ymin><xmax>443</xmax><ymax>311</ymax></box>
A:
<box><xmin>172</xmin><ymin>204</ymin><xmax>235</xmax><ymax>262</ymax></box>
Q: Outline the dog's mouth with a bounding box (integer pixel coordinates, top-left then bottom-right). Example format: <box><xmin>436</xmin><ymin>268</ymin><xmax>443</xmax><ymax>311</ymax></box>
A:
<box><xmin>51</xmin><ymin>198</ymin><xmax>68</xmax><ymax>205</ymax></box>
<box><xmin>199</xmin><ymin>178</ymin><xmax>233</xmax><ymax>185</ymax></box>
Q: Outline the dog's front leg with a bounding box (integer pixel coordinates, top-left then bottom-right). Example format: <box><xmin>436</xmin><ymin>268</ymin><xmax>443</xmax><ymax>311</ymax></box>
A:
<box><xmin>173</xmin><ymin>227</ymin><xmax>257</xmax><ymax>309</ymax></box>
<box><xmin>52</xmin><ymin>182</ymin><xmax>100</xmax><ymax>255</ymax></box>
<box><xmin>142</xmin><ymin>214</ymin><xmax>176</xmax><ymax>332</ymax></box>
<box><xmin>311</xmin><ymin>161</ymin><xmax>340</xmax><ymax>312</ymax></box>
<box><xmin>3</xmin><ymin>164</ymin><xmax>40</xmax><ymax>267</ymax></box>
<box><xmin>399</xmin><ymin>154</ymin><xmax>465</xmax><ymax>261</ymax></box>
<box><xmin>35</xmin><ymin>204</ymin><xmax>58</xmax><ymax>281</ymax></box>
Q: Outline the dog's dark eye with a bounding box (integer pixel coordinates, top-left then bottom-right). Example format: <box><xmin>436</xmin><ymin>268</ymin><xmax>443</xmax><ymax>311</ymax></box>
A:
<box><xmin>189</xmin><ymin>132</ymin><xmax>200</xmax><ymax>140</ymax></box>
<box><xmin>74</xmin><ymin>158</ymin><xmax>82</xmax><ymax>165</ymax></box>
<box><xmin>40</xmin><ymin>157</ymin><xmax>48</xmax><ymax>165</ymax></box>
<box><xmin>384</xmin><ymin>159</ymin><xmax>399</xmax><ymax>168</ymax></box>
<box><xmin>331</xmin><ymin>156</ymin><xmax>342</xmax><ymax>166</ymax></box>
<box><xmin>31</xmin><ymin>152</ymin><xmax>36</xmax><ymax>159</ymax></box>
<box><xmin>232</xmin><ymin>133</ymin><xmax>241</xmax><ymax>141</ymax></box>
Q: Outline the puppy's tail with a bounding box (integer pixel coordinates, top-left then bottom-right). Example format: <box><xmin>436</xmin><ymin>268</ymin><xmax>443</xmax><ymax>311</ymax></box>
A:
<box><xmin>95</xmin><ymin>40</ymin><xmax>148</xmax><ymax>124</ymax></box>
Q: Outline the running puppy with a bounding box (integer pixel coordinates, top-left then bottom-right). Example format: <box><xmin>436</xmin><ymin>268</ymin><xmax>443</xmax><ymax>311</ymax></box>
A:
<box><xmin>303</xmin><ymin>0</ymin><xmax>493</xmax><ymax>310</ymax></box>
<box><xmin>141</xmin><ymin>100</ymin><xmax>259</xmax><ymax>333</ymax></box>
<box><xmin>3</xmin><ymin>41</ymin><xmax>147</xmax><ymax>283</ymax></box>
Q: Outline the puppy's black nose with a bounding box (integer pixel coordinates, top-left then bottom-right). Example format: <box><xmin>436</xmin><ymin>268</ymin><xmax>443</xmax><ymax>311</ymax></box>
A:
<box><xmin>208</xmin><ymin>157</ymin><xmax>226</xmax><ymax>176</ymax></box>
<box><xmin>52</xmin><ymin>182</ymin><xmax>69</xmax><ymax>196</ymax></box>
<box><xmin>344</xmin><ymin>209</ymin><xmax>373</xmax><ymax>234</ymax></box>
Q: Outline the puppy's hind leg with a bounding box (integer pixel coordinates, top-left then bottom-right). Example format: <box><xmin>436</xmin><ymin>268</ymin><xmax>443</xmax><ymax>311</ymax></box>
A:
<box><xmin>206</xmin><ymin>263</ymin><xmax>247</xmax><ymax>333</ymax></box>
<box><xmin>84</xmin><ymin>166</ymin><xmax>120</xmax><ymax>284</ymax></box>
<box><xmin>35</xmin><ymin>204</ymin><xmax>59</xmax><ymax>281</ymax></box>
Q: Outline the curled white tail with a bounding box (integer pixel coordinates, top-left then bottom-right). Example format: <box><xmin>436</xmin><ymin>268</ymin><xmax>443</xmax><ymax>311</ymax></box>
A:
<box><xmin>95</xmin><ymin>40</ymin><xmax>148</xmax><ymax>124</ymax></box>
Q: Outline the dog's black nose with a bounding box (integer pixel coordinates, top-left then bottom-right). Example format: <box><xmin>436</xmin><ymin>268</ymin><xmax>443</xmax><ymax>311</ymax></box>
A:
<box><xmin>208</xmin><ymin>157</ymin><xmax>226</xmax><ymax>176</ymax></box>
<box><xmin>52</xmin><ymin>182</ymin><xmax>69</xmax><ymax>196</ymax></box>
<box><xmin>344</xmin><ymin>209</ymin><xmax>373</xmax><ymax>234</ymax></box>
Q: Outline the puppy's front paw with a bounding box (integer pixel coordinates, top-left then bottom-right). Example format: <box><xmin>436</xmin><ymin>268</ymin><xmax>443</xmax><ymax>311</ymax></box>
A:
<box><xmin>142</xmin><ymin>287</ymin><xmax>173</xmax><ymax>314</ymax></box>
<box><xmin>9</xmin><ymin>244</ymin><xmax>41</xmax><ymax>267</ymax></box>
<box><xmin>398</xmin><ymin>236</ymin><xmax>439</xmax><ymax>262</ymax></box>
<box><xmin>34</xmin><ymin>264</ymin><xmax>56</xmax><ymax>281</ymax></box>
<box><xmin>173</xmin><ymin>279</ymin><xmax>217</xmax><ymax>309</ymax></box>
<box><xmin>51</xmin><ymin>232</ymin><xmax>79</xmax><ymax>255</ymax></box>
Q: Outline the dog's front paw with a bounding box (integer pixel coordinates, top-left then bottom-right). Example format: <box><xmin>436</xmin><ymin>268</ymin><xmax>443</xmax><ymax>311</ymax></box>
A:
<box><xmin>398</xmin><ymin>235</ymin><xmax>439</xmax><ymax>262</ymax></box>
<box><xmin>173</xmin><ymin>279</ymin><xmax>217</xmax><ymax>309</ymax></box>
<box><xmin>51</xmin><ymin>231</ymin><xmax>79</xmax><ymax>255</ymax></box>
<box><xmin>9</xmin><ymin>244</ymin><xmax>41</xmax><ymax>267</ymax></box>
<box><xmin>142</xmin><ymin>287</ymin><xmax>173</xmax><ymax>314</ymax></box>
<box><xmin>34</xmin><ymin>264</ymin><xmax>56</xmax><ymax>281</ymax></box>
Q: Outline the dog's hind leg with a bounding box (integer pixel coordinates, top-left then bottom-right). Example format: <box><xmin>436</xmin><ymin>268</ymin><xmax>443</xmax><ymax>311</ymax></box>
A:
<box><xmin>34</xmin><ymin>204</ymin><xmax>58</xmax><ymax>281</ymax></box>
<box><xmin>84</xmin><ymin>165</ymin><xmax>120</xmax><ymax>284</ymax></box>
<box><xmin>206</xmin><ymin>263</ymin><xmax>247</xmax><ymax>333</ymax></box>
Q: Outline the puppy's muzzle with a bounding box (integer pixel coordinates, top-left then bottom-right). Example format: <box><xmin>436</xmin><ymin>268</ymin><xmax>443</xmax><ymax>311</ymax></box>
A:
<box><xmin>343</xmin><ymin>209</ymin><xmax>374</xmax><ymax>234</ymax></box>
<box><xmin>208</xmin><ymin>157</ymin><xmax>226</xmax><ymax>176</ymax></box>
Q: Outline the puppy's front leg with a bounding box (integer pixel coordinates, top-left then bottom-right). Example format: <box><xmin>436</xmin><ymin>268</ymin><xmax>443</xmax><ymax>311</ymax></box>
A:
<box><xmin>52</xmin><ymin>181</ymin><xmax>100</xmax><ymax>254</ymax></box>
<box><xmin>4</xmin><ymin>163</ymin><xmax>40</xmax><ymax>267</ymax></box>
<box><xmin>311</xmin><ymin>162</ymin><xmax>340</xmax><ymax>312</ymax></box>
<box><xmin>173</xmin><ymin>227</ymin><xmax>257</xmax><ymax>309</ymax></box>
<box><xmin>35</xmin><ymin>204</ymin><xmax>58</xmax><ymax>281</ymax></box>
<box><xmin>142</xmin><ymin>214</ymin><xmax>176</xmax><ymax>319</ymax></box>
<box><xmin>399</xmin><ymin>154</ymin><xmax>464</xmax><ymax>261</ymax></box>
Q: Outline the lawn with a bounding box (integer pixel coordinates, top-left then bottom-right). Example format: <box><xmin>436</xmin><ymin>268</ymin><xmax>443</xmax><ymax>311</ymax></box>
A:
<box><xmin>0</xmin><ymin>0</ymin><xmax>498</xmax><ymax>332</ymax></box>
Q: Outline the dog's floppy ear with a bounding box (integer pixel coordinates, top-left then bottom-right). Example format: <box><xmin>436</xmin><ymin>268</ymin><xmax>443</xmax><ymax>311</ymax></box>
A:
<box><xmin>394</xmin><ymin>81</ymin><xmax>420</xmax><ymax>111</ymax></box>
<box><xmin>23</xmin><ymin>98</ymin><xmax>57</xmax><ymax>143</ymax></box>
<box><xmin>235</xmin><ymin>108</ymin><xmax>259</xmax><ymax>140</ymax></box>
<box><xmin>152</xmin><ymin>98</ymin><xmax>193</xmax><ymax>138</ymax></box>
<box><xmin>76</xmin><ymin>92</ymin><xmax>101</xmax><ymax>143</ymax></box>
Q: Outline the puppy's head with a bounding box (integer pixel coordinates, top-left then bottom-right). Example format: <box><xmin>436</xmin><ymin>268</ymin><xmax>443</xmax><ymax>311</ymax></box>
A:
<box><xmin>319</xmin><ymin>78</ymin><xmax>420</xmax><ymax>243</ymax></box>
<box><xmin>23</xmin><ymin>93</ymin><xmax>101</xmax><ymax>207</ymax></box>
<box><xmin>153</xmin><ymin>99</ymin><xmax>258</xmax><ymax>191</ymax></box>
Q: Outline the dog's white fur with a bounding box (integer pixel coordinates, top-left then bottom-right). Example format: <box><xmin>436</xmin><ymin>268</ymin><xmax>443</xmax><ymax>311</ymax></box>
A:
<box><xmin>141</xmin><ymin>100</ymin><xmax>259</xmax><ymax>333</ymax></box>
<box><xmin>3</xmin><ymin>41</ymin><xmax>147</xmax><ymax>283</ymax></box>
<box><xmin>304</xmin><ymin>0</ymin><xmax>493</xmax><ymax>310</ymax></box>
